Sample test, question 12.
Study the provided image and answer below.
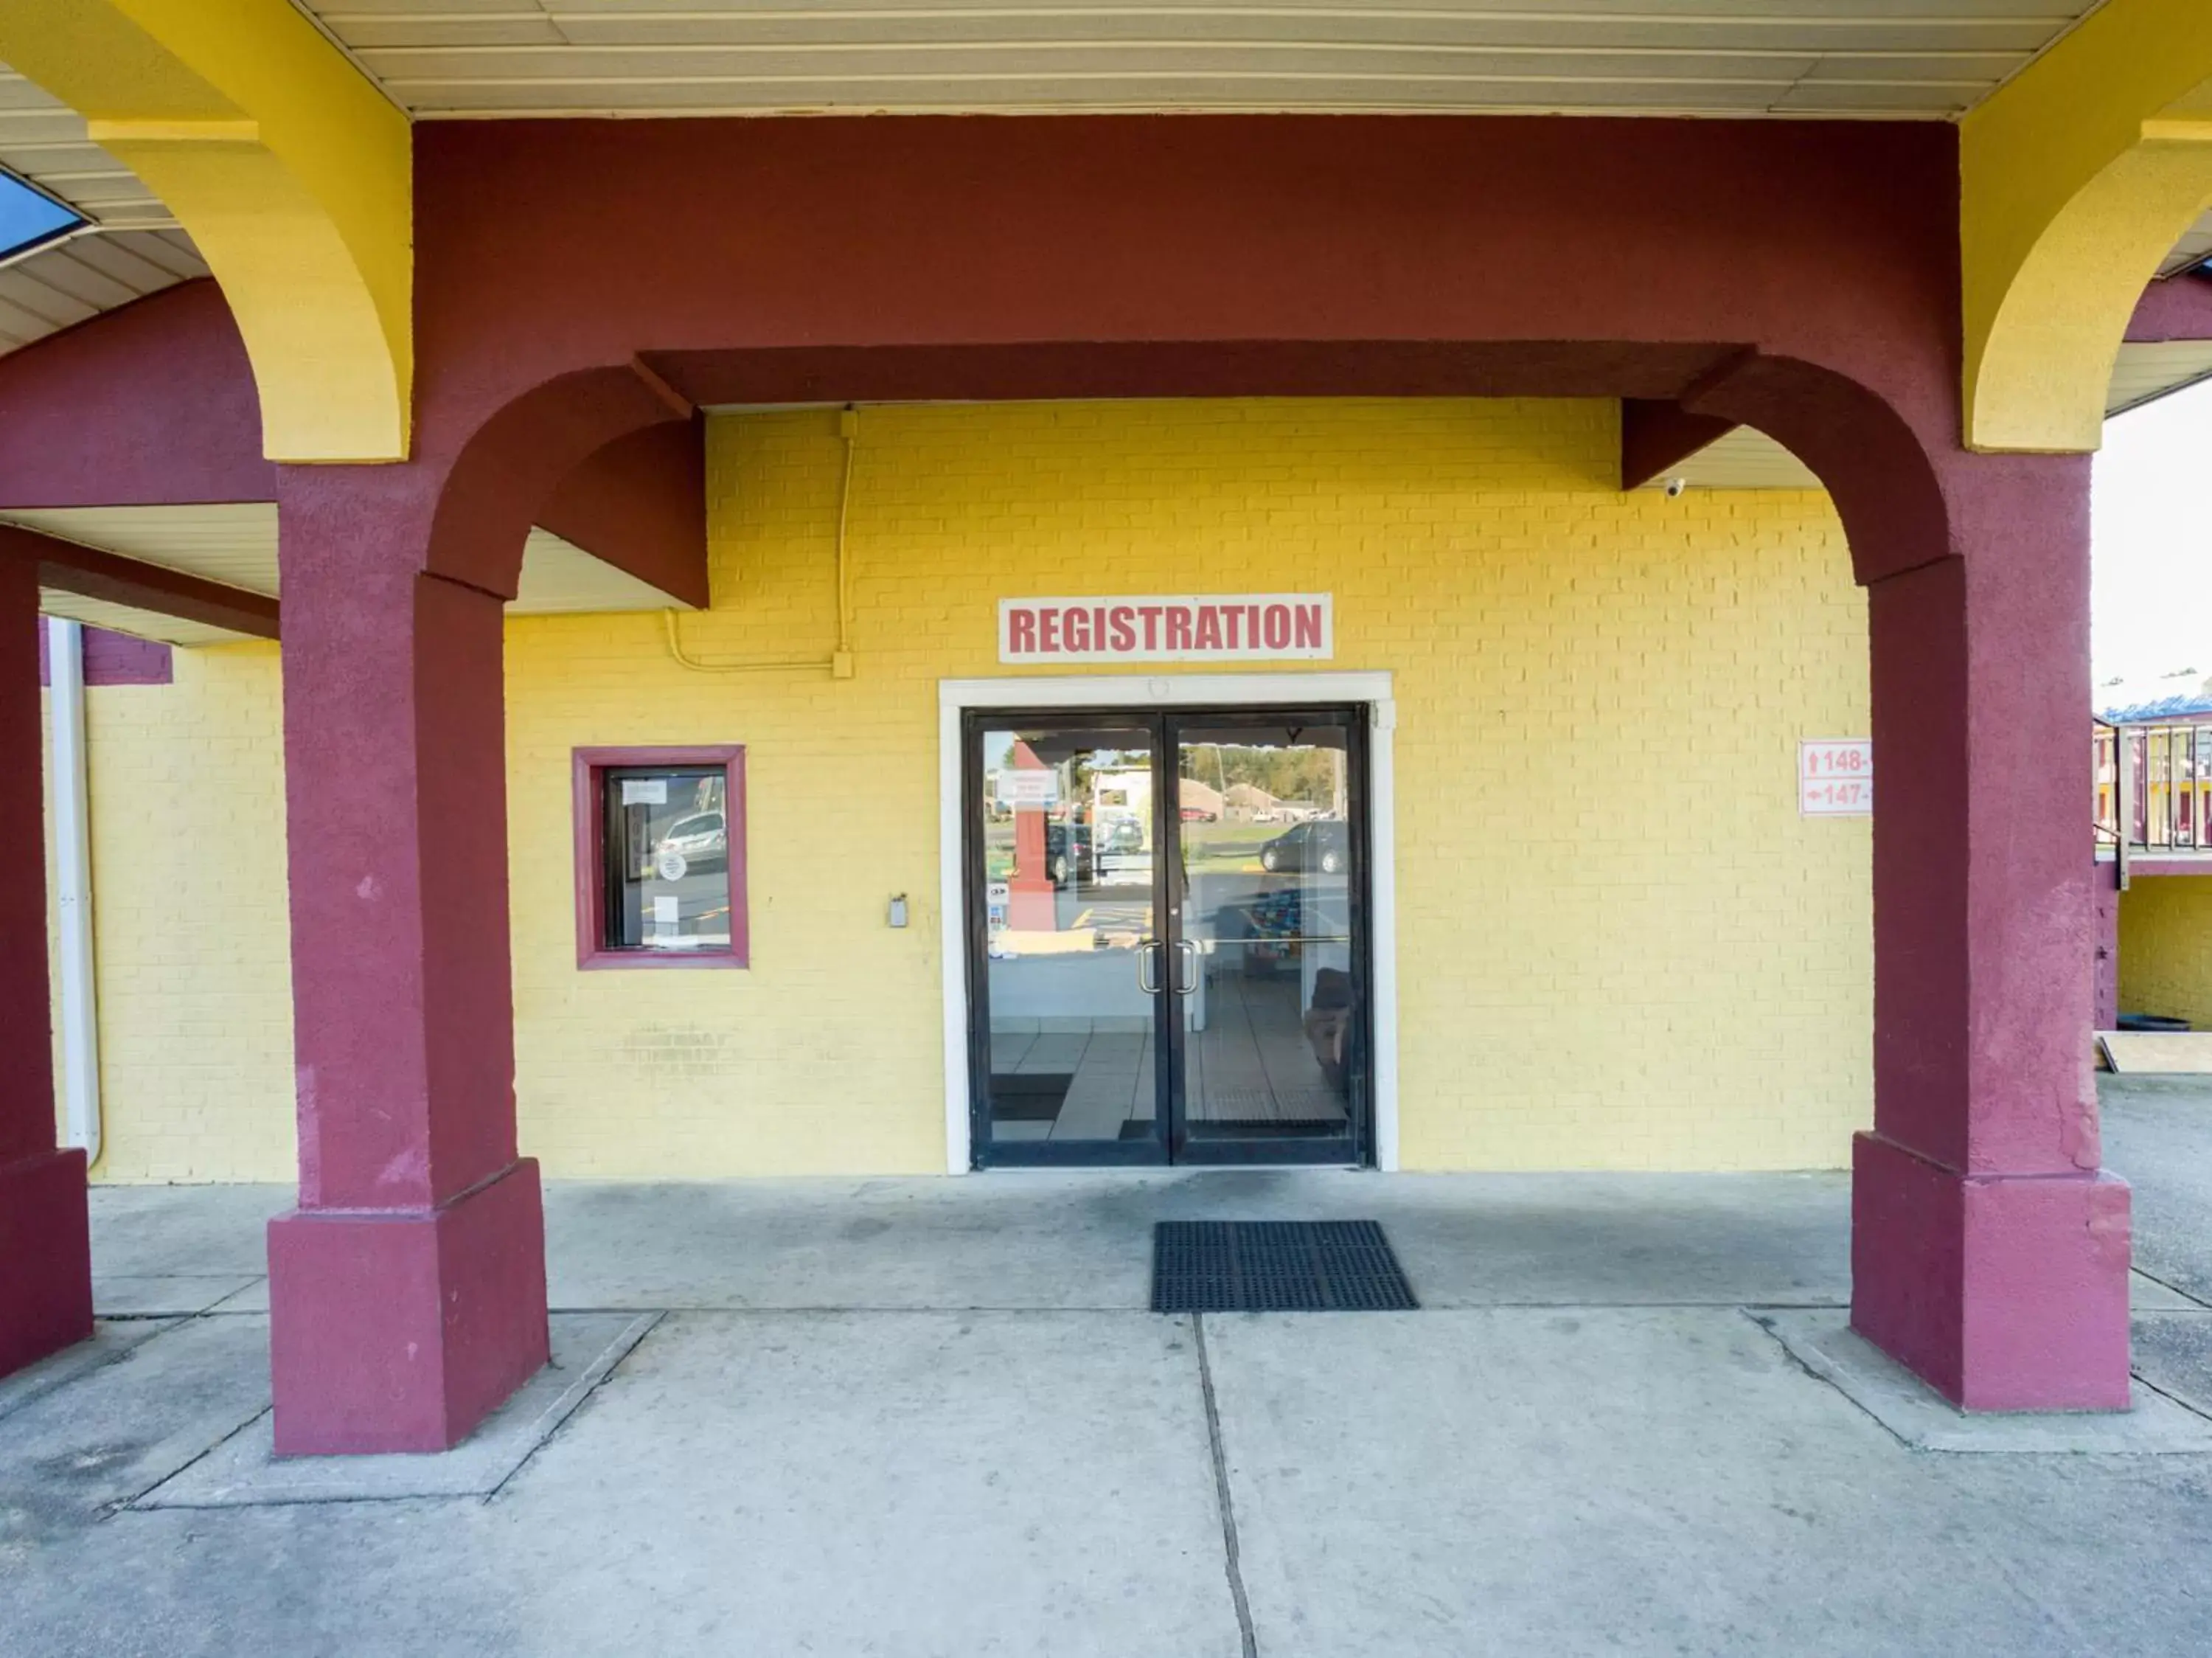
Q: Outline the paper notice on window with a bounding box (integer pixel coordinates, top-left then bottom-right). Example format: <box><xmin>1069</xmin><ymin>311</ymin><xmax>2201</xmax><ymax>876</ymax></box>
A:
<box><xmin>623</xmin><ymin>778</ymin><xmax>669</xmax><ymax>806</ymax></box>
<box><xmin>652</xmin><ymin>895</ymin><xmax>681</xmax><ymax>931</ymax></box>
<box><xmin>998</xmin><ymin>771</ymin><xmax>1059</xmax><ymax>810</ymax></box>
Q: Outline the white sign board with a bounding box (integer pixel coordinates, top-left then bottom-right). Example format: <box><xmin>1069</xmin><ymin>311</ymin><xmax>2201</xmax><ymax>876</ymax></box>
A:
<box><xmin>621</xmin><ymin>777</ymin><xmax>668</xmax><ymax>807</ymax></box>
<box><xmin>999</xmin><ymin>594</ymin><xmax>1332</xmax><ymax>664</ymax></box>
<box><xmin>997</xmin><ymin>770</ymin><xmax>1060</xmax><ymax>810</ymax></box>
<box><xmin>1798</xmin><ymin>739</ymin><xmax>1873</xmax><ymax>816</ymax></box>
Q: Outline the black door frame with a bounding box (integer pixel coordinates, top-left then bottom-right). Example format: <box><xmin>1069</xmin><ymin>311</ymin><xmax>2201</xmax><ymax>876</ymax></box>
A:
<box><xmin>963</xmin><ymin>704</ymin><xmax>1374</xmax><ymax>1169</ymax></box>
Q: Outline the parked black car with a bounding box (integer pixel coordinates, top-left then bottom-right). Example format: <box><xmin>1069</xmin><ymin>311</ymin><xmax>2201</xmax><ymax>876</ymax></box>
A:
<box><xmin>1044</xmin><ymin>821</ymin><xmax>1094</xmax><ymax>886</ymax></box>
<box><xmin>1258</xmin><ymin>818</ymin><xmax>1349</xmax><ymax>875</ymax></box>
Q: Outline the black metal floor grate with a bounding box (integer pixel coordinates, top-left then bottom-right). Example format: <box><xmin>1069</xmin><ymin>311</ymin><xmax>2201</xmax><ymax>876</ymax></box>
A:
<box><xmin>1152</xmin><ymin>1221</ymin><xmax>1419</xmax><ymax>1312</ymax></box>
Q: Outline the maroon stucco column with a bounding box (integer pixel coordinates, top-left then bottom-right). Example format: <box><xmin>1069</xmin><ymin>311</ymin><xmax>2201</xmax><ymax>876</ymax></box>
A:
<box><xmin>1851</xmin><ymin>454</ymin><xmax>2131</xmax><ymax>1410</ymax></box>
<box><xmin>0</xmin><ymin>558</ymin><xmax>92</xmax><ymax>1378</ymax></box>
<box><xmin>266</xmin><ymin>476</ymin><xmax>548</xmax><ymax>1455</ymax></box>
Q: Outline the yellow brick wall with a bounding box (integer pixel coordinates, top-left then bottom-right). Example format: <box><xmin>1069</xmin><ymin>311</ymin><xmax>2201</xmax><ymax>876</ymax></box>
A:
<box><xmin>60</xmin><ymin>397</ymin><xmax>1874</xmax><ymax>1181</ymax></box>
<box><xmin>507</xmin><ymin>399</ymin><xmax>1871</xmax><ymax>1175</ymax></box>
<box><xmin>49</xmin><ymin>644</ymin><xmax>296</xmax><ymax>1182</ymax></box>
<box><xmin>2119</xmin><ymin>877</ymin><xmax>2212</xmax><ymax>1030</ymax></box>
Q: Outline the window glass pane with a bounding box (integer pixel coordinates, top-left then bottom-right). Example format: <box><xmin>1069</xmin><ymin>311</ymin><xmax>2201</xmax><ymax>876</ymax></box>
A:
<box><xmin>602</xmin><ymin>766</ymin><xmax>732</xmax><ymax>951</ymax></box>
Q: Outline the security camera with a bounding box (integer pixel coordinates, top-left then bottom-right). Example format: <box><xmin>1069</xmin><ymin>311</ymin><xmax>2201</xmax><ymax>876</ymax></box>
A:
<box><xmin>1663</xmin><ymin>476</ymin><xmax>1688</xmax><ymax>499</ymax></box>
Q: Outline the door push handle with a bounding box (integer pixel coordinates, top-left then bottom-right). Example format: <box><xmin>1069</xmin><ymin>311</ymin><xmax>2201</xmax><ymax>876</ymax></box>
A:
<box><xmin>1172</xmin><ymin>938</ymin><xmax>1200</xmax><ymax>996</ymax></box>
<box><xmin>1136</xmin><ymin>938</ymin><xmax>1164</xmax><ymax>994</ymax></box>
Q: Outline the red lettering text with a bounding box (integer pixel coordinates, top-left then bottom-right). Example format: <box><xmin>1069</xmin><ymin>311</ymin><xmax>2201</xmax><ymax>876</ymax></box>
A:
<box><xmin>1262</xmin><ymin>604</ymin><xmax>1291</xmax><ymax>651</ymax></box>
<box><xmin>1109</xmin><ymin>606</ymin><xmax>1136</xmax><ymax>651</ymax></box>
<box><xmin>1166</xmin><ymin>607</ymin><xmax>1194</xmax><ymax>651</ymax></box>
<box><xmin>1194</xmin><ymin>606</ymin><xmax>1223</xmax><ymax>651</ymax></box>
<box><xmin>1040</xmin><ymin>607</ymin><xmax>1061</xmax><ymax>652</ymax></box>
<box><xmin>1138</xmin><ymin>606</ymin><xmax>1164</xmax><ymax>651</ymax></box>
<box><xmin>1008</xmin><ymin>607</ymin><xmax>1037</xmax><ymax>654</ymax></box>
<box><xmin>1222</xmin><ymin>606</ymin><xmax>1244</xmax><ymax>649</ymax></box>
<box><xmin>1294</xmin><ymin>603</ymin><xmax>1324</xmax><ymax>651</ymax></box>
<box><xmin>1065</xmin><ymin>607</ymin><xmax>1089</xmax><ymax>651</ymax></box>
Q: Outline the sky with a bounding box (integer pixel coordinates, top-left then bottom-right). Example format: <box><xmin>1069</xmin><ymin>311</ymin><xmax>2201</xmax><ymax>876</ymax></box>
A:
<box><xmin>0</xmin><ymin>170</ymin><xmax>80</xmax><ymax>262</ymax></box>
<box><xmin>2093</xmin><ymin>378</ymin><xmax>2212</xmax><ymax>693</ymax></box>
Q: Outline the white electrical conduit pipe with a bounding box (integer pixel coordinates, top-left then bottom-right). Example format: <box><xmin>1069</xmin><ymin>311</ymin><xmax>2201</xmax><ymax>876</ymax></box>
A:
<box><xmin>46</xmin><ymin>618</ymin><xmax>100</xmax><ymax>1169</ymax></box>
<box><xmin>662</xmin><ymin>405</ymin><xmax>859</xmax><ymax>678</ymax></box>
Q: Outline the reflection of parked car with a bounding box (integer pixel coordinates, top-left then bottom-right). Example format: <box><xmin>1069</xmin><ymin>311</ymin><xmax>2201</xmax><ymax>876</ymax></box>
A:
<box><xmin>1179</xmin><ymin>805</ymin><xmax>1216</xmax><ymax>822</ymax></box>
<box><xmin>1259</xmin><ymin>819</ymin><xmax>1349</xmax><ymax>875</ymax></box>
<box><xmin>1045</xmin><ymin>822</ymin><xmax>1093</xmax><ymax>887</ymax></box>
<box><xmin>652</xmin><ymin>811</ymin><xmax>728</xmax><ymax>881</ymax></box>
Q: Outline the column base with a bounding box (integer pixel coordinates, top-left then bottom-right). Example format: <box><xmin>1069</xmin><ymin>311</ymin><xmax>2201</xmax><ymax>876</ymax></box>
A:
<box><xmin>268</xmin><ymin>1159</ymin><xmax>549</xmax><ymax>1456</ymax></box>
<box><xmin>0</xmin><ymin>1147</ymin><xmax>93</xmax><ymax>1378</ymax></box>
<box><xmin>1851</xmin><ymin>1131</ymin><xmax>2131</xmax><ymax>1411</ymax></box>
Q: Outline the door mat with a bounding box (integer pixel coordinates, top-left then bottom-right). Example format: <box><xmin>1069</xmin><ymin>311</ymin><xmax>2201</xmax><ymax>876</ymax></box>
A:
<box><xmin>1152</xmin><ymin>1220</ymin><xmax>1418</xmax><ymax>1312</ymax></box>
<box><xmin>990</xmin><ymin>1073</ymin><xmax>1075</xmax><ymax>1120</ymax></box>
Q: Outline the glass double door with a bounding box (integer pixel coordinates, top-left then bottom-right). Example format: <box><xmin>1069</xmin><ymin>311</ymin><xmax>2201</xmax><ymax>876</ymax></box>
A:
<box><xmin>967</xmin><ymin>707</ymin><xmax>1368</xmax><ymax>1166</ymax></box>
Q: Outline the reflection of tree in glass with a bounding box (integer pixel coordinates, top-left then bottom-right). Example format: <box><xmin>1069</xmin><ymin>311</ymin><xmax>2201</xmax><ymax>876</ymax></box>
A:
<box><xmin>1180</xmin><ymin>743</ymin><xmax>1341</xmax><ymax>808</ymax></box>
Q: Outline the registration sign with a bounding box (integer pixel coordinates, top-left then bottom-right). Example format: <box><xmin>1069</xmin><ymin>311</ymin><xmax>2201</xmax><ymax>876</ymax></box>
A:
<box><xmin>999</xmin><ymin>594</ymin><xmax>1332</xmax><ymax>665</ymax></box>
<box><xmin>1798</xmin><ymin>739</ymin><xmax>1873</xmax><ymax>816</ymax></box>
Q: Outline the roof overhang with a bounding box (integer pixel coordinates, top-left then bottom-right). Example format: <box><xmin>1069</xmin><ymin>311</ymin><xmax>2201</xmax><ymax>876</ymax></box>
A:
<box><xmin>0</xmin><ymin>503</ymin><xmax>702</xmax><ymax>648</ymax></box>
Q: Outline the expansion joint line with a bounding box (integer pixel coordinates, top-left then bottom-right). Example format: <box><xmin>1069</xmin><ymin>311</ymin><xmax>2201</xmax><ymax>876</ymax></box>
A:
<box><xmin>1193</xmin><ymin>1314</ymin><xmax>1259</xmax><ymax>1658</ymax></box>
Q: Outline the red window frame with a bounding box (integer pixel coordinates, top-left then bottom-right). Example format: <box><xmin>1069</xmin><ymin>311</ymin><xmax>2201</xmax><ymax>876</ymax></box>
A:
<box><xmin>572</xmin><ymin>745</ymin><xmax>748</xmax><ymax>971</ymax></box>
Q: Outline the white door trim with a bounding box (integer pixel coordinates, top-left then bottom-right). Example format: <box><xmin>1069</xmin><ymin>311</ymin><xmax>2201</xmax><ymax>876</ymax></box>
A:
<box><xmin>936</xmin><ymin>671</ymin><xmax>1399</xmax><ymax>1173</ymax></box>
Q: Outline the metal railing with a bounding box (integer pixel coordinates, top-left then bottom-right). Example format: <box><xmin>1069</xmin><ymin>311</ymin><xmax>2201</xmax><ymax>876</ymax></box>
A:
<box><xmin>2096</xmin><ymin>719</ymin><xmax>2212</xmax><ymax>870</ymax></box>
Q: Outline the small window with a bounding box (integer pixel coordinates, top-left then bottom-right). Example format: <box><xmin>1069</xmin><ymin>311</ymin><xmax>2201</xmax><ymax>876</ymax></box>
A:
<box><xmin>573</xmin><ymin>747</ymin><xmax>747</xmax><ymax>969</ymax></box>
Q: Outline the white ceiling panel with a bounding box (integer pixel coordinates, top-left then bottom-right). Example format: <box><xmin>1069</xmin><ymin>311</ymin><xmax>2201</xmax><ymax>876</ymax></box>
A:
<box><xmin>1632</xmin><ymin>424</ymin><xmax>1821</xmax><ymax>492</ymax></box>
<box><xmin>1644</xmin><ymin>336</ymin><xmax>2212</xmax><ymax>488</ymax></box>
<box><xmin>38</xmin><ymin>589</ymin><xmax>252</xmax><ymax>648</ymax></box>
<box><xmin>0</xmin><ymin>63</ymin><xmax>175</xmax><ymax>229</ymax></box>
<box><xmin>1</xmin><ymin>504</ymin><xmax>698</xmax><ymax>636</ymax></box>
<box><xmin>0</xmin><ymin>229</ymin><xmax>206</xmax><ymax>353</ymax></box>
<box><xmin>2106</xmin><ymin>339</ymin><xmax>2212</xmax><ymax>419</ymax></box>
<box><xmin>511</xmin><ymin>529</ymin><xmax>698</xmax><ymax>614</ymax></box>
<box><xmin>307</xmin><ymin>1</ymin><xmax>2098</xmax><ymax>120</ymax></box>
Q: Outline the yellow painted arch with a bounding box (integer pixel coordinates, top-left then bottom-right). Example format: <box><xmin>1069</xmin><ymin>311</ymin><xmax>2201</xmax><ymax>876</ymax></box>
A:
<box><xmin>1</xmin><ymin>1</ymin><xmax>411</xmax><ymax>462</ymax></box>
<box><xmin>1963</xmin><ymin>1</ymin><xmax>2212</xmax><ymax>453</ymax></box>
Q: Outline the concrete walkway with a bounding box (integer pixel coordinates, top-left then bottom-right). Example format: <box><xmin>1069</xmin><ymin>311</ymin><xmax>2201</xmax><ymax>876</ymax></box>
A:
<box><xmin>2</xmin><ymin>1083</ymin><xmax>2211</xmax><ymax>1655</ymax></box>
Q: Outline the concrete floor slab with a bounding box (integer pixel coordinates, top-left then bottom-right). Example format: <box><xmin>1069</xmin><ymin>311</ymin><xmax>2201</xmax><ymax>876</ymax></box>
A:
<box><xmin>1757</xmin><ymin>1310</ymin><xmax>2212</xmax><ymax>1453</ymax></box>
<box><xmin>1205</xmin><ymin>1305</ymin><xmax>2212</xmax><ymax>1657</ymax></box>
<box><xmin>2131</xmin><ymin>1313</ymin><xmax>2212</xmax><ymax>1420</ymax></box>
<box><xmin>94</xmin><ymin>1274</ymin><xmax>262</xmax><ymax>1317</ymax></box>
<box><xmin>5</xmin><ymin>1084</ymin><xmax>2205</xmax><ymax>1654</ymax></box>
<box><xmin>2132</xmin><ymin>1270</ymin><xmax>2208</xmax><ymax>1311</ymax></box>
<box><xmin>136</xmin><ymin>1314</ymin><xmax>658</xmax><ymax>1508</ymax></box>
<box><xmin>534</xmin><ymin>1169</ymin><xmax>1850</xmax><ymax>1311</ymax></box>
<box><xmin>85</xmin><ymin>1183</ymin><xmax>288</xmax><ymax>1279</ymax></box>
<box><xmin>488</xmin><ymin>1310</ymin><xmax>1245</xmax><ymax>1657</ymax></box>
<box><xmin>0</xmin><ymin>1316</ymin><xmax>270</xmax><ymax>1548</ymax></box>
<box><xmin>2103</xmin><ymin>1075</ymin><xmax>2212</xmax><ymax>1303</ymax></box>
<box><xmin>0</xmin><ymin>1319</ymin><xmax>177</xmax><ymax>1424</ymax></box>
<box><xmin>203</xmin><ymin>1277</ymin><xmax>271</xmax><ymax>1314</ymax></box>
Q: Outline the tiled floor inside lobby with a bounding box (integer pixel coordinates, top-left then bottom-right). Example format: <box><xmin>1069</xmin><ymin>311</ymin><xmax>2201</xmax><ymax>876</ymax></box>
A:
<box><xmin>989</xmin><ymin>968</ymin><xmax>1350</xmax><ymax>1142</ymax></box>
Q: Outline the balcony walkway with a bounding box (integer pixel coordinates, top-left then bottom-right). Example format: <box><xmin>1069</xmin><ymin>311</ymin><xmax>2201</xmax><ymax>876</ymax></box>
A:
<box><xmin>4</xmin><ymin>1081</ymin><xmax>2212</xmax><ymax>1656</ymax></box>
